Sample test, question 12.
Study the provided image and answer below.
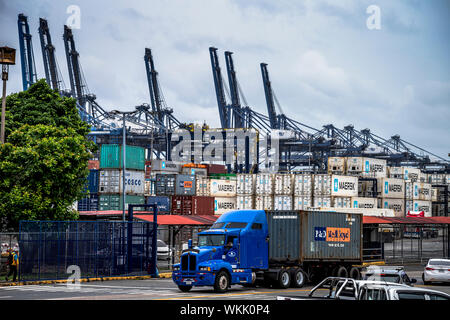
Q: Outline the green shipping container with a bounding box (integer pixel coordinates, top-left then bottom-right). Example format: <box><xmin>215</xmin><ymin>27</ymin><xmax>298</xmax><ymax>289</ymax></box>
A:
<box><xmin>100</xmin><ymin>144</ymin><xmax>145</xmax><ymax>170</ymax></box>
<box><xmin>98</xmin><ymin>194</ymin><xmax>146</xmax><ymax>211</ymax></box>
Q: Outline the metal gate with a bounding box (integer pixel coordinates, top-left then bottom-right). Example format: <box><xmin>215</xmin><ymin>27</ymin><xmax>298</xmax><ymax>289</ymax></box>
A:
<box><xmin>18</xmin><ymin>220</ymin><xmax>157</xmax><ymax>282</ymax></box>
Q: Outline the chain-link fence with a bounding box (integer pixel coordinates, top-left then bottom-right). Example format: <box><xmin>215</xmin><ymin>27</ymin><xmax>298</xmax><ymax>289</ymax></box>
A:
<box><xmin>0</xmin><ymin>233</ymin><xmax>19</xmax><ymax>278</ymax></box>
<box><xmin>18</xmin><ymin>221</ymin><xmax>157</xmax><ymax>282</ymax></box>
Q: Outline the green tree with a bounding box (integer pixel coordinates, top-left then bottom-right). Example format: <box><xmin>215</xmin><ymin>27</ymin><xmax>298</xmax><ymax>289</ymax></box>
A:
<box><xmin>0</xmin><ymin>80</ymin><xmax>97</xmax><ymax>230</ymax></box>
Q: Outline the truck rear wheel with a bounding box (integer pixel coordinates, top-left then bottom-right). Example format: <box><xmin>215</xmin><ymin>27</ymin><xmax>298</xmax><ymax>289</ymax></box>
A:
<box><xmin>349</xmin><ymin>267</ymin><xmax>361</xmax><ymax>280</ymax></box>
<box><xmin>214</xmin><ymin>271</ymin><xmax>230</xmax><ymax>293</ymax></box>
<box><xmin>336</xmin><ymin>266</ymin><xmax>348</xmax><ymax>278</ymax></box>
<box><xmin>291</xmin><ymin>268</ymin><xmax>306</xmax><ymax>288</ymax></box>
<box><xmin>178</xmin><ymin>285</ymin><xmax>192</xmax><ymax>292</ymax></box>
<box><xmin>277</xmin><ymin>270</ymin><xmax>291</xmax><ymax>289</ymax></box>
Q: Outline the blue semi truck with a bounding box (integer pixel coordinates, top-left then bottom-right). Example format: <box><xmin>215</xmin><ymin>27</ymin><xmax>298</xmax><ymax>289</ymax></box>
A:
<box><xmin>172</xmin><ymin>209</ymin><xmax>363</xmax><ymax>293</ymax></box>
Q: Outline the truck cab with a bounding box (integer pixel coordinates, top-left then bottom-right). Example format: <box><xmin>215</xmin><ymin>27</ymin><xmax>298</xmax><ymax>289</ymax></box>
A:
<box><xmin>172</xmin><ymin>210</ymin><xmax>268</xmax><ymax>292</ymax></box>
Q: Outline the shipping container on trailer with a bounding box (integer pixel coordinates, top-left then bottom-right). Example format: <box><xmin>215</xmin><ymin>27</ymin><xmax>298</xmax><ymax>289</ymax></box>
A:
<box><xmin>99</xmin><ymin>144</ymin><xmax>145</xmax><ymax>170</ymax></box>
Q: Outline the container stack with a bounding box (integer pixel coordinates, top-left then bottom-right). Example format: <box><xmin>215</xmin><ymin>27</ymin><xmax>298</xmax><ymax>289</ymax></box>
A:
<box><xmin>346</xmin><ymin>157</ymin><xmax>387</xmax><ymax>178</ymax></box>
<box><xmin>405</xmin><ymin>181</ymin><xmax>432</xmax><ymax>217</ymax></box>
<box><xmin>98</xmin><ymin>144</ymin><xmax>146</xmax><ymax>211</ymax></box>
<box><xmin>236</xmin><ymin>174</ymin><xmax>255</xmax><ymax>210</ymax></box>
<box><xmin>313</xmin><ymin>174</ymin><xmax>331</xmax><ymax>208</ymax></box>
<box><xmin>377</xmin><ymin>177</ymin><xmax>405</xmax><ymax>217</ymax></box>
<box><xmin>293</xmin><ymin>174</ymin><xmax>312</xmax><ymax>210</ymax></box>
<box><xmin>209</xmin><ymin>175</ymin><xmax>237</xmax><ymax>215</ymax></box>
<box><xmin>330</xmin><ymin>175</ymin><xmax>358</xmax><ymax>209</ymax></box>
<box><xmin>255</xmin><ymin>173</ymin><xmax>274</xmax><ymax>210</ymax></box>
<box><xmin>327</xmin><ymin>157</ymin><xmax>346</xmax><ymax>175</ymax></box>
<box><xmin>273</xmin><ymin>174</ymin><xmax>293</xmax><ymax>210</ymax></box>
<box><xmin>77</xmin><ymin>163</ymin><xmax>99</xmax><ymax>211</ymax></box>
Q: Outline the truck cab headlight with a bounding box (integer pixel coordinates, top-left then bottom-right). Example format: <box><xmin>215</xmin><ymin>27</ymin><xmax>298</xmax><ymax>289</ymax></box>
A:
<box><xmin>173</xmin><ymin>266</ymin><xmax>180</xmax><ymax>271</ymax></box>
<box><xmin>199</xmin><ymin>266</ymin><xmax>211</xmax><ymax>271</ymax></box>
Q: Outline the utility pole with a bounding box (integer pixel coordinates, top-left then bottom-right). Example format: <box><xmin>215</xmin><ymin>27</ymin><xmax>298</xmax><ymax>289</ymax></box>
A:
<box><xmin>0</xmin><ymin>47</ymin><xmax>16</xmax><ymax>144</ymax></box>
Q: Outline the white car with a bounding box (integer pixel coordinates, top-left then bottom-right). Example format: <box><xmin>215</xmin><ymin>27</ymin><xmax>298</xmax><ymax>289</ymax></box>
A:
<box><xmin>157</xmin><ymin>240</ymin><xmax>172</xmax><ymax>261</ymax></box>
<box><xmin>358</xmin><ymin>284</ymin><xmax>450</xmax><ymax>300</ymax></box>
<box><xmin>422</xmin><ymin>259</ymin><xmax>450</xmax><ymax>284</ymax></box>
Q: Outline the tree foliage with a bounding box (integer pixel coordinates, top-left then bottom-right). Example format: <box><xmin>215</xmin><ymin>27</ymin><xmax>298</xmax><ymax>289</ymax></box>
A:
<box><xmin>0</xmin><ymin>80</ymin><xmax>97</xmax><ymax>230</ymax></box>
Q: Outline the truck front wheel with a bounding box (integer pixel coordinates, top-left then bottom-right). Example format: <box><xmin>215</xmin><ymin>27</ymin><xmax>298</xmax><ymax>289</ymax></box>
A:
<box><xmin>214</xmin><ymin>271</ymin><xmax>230</xmax><ymax>293</ymax></box>
<box><xmin>178</xmin><ymin>285</ymin><xmax>192</xmax><ymax>292</ymax></box>
<box><xmin>277</xmin><ymin>270</ymin><xmax>291</xmax><ymax>289</ymax></box>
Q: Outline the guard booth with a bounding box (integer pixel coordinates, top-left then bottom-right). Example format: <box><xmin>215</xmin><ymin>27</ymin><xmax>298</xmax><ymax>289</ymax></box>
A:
<box><xmin>18</xmin><ymin>204</ymin><xmax>158</xmax><ymax>282</ymax></box>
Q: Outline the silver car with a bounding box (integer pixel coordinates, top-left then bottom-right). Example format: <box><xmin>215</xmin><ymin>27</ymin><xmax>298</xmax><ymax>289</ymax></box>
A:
<box><xmin>358</xmin><ymin>283</ymin><xmax>450</xmax><ymax>300</ymax></box>
<box><xmin>422</xmin><ymin>259</ymin><xmax>450</xmax><ymax>284</ymax></box>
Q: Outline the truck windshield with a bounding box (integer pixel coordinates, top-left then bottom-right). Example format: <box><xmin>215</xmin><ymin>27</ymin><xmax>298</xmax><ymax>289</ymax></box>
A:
<box><xmin>198</xmin><ymin>234</ymin><xmax>226</xmax><ymax>247</ymax></box>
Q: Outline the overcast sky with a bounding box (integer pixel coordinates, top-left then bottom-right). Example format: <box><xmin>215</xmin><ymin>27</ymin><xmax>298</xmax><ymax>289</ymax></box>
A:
<box><xmin>1</xmin><ymin>0</ymin><xmax>449</xmax><ymax>158</ymax></box>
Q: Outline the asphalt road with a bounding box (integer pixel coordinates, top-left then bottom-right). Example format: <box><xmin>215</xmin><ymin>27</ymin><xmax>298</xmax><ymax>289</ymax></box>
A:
<box><xmin>0</xmin><ymin>266</ymin><xmax>449</xmax><ymax>300</ymax></box>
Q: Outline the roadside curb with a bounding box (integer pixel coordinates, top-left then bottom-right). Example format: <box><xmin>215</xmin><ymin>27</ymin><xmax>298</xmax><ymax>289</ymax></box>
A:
<box><xmin>0</xmin><ymin>273</ymin><xmax>174</xmax><ymax>287</ymax></box>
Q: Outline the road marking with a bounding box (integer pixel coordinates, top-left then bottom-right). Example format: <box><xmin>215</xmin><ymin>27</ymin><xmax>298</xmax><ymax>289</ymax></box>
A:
<box><xmin>157</xmin><ymin>288</ymin><xmax>315</xmax><ymax>300</ymax></box>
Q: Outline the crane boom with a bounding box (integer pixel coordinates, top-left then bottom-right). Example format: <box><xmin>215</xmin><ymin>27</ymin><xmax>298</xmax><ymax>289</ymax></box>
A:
<box><xmin>209</xmin><ymin>47</ymin><xmax>230</xmax><ymax>128</ymax></box>
<box><xmin>17</xmin><ymin>14</ymin><xmax>37</xmax><ymax>91</ymax></box>
<box><xmin>39</xmin><ymin>18</ymin><xmax>61</xmax><ymax>92</ymax></box>
<box><xmin>224</xmin><ymin>51</ymin><xmax>244</xmax><ymax>128</ymax></box>
<box><xmin>260</xmin><ymin>63</ymin><xmax>278</xmax><ymax>129</ymax></box>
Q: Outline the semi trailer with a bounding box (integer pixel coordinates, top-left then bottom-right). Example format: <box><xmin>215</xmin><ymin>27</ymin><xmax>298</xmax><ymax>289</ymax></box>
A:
<box><xmin>172</xmin><ymin>209</ymin><xmax>363</xmax><ymax>293</ymax></box>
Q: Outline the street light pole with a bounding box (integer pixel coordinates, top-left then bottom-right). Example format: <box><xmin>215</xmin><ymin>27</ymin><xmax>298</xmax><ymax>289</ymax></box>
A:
<box><xmin>0</xmin><ymin>47</ymin><xmax>16</xmax><ymax>144</ymax></box>
<box><xmin>122</xmin><ymin>114</ymin><xmax>126</xmax><ymax>222</ymax></box>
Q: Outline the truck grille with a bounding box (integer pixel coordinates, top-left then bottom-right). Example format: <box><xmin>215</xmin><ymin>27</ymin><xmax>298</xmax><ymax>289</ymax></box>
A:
<box><xmin>181</xmin><ymin>253</ymin><xmax>196</xmax><ymax>271</ymax></box>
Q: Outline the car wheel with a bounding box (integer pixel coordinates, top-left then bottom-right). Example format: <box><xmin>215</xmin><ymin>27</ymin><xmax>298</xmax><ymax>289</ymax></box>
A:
<box><xmin>214</xmin><ymin>271</ymin><xmax>230</xmax><ymax>293</ymax></box>
<box><xmin>422</xmin><ymin>273</ymin><xmax>431</xmax><ymax>285</ymax></box>
<box><xmin>178</xmin><ymin>285</ymin><xmax>192</xmax><ymax>292</ymax></box>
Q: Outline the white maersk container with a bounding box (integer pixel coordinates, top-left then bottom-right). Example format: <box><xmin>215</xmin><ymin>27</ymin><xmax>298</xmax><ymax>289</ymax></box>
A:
<box><xmin>413</xmin><ymin>182</ymin><xmax>432</xmax><ymax>201</ymax></box>
<box><xmin>346</xmin><ymin>157</ymin><xmax>387</xmax><ymax>178</ymax></box>
<box><xmin>379</xmin><ymin>198</ymin><xmax>405</xmax><ymax>217</ymax></box>
<box><xmin>214</xmin><ymin>197</ymin><xmax>237</xmax><ymax>215</ymax></box>
<box><xmin>331</xmin><ymin>175</ymin><xmax>358</xmax><ymax>197</ymax></box>
<box><xmin>254</xmin><ymin>195</ymin><xmax>274</xmax><ymax>210</ymax></box>
<box><xmin>332</xmin><ymin>196</ymin><xmax>352</xmax><ymax>209</ymax></box>
<box><xmin>313</xmin><ymin>174</ymin><xmax>332</xmax><ymax>196</ymax></box>
<box><xmin>274</xmin><ymin>174</ymin><xmax>294</xmax><ymax>195</ymax></box>
<box><xmin>273</xmin><ymin>195</ymin><xmax>293</xmax><ymax>211</ymax></box>
<box><xmin>151</xmin><ymin>160</ymin><xmax>181</xmax><ymax>173</ymax></box>
<box><xmin>99</xmin><ymin>169</ymin><xmax>145</xmax><ymax>195</ymax></box>
<box><xmin>209</xmin><ymin>179</ymin><xmax>237</xmax><ymax>197</ymax></box>
<box><xmin>351</xmin><ymin>197</ymin><xmax>378</xmax><ymax>209</ymax></box>
<box><xmin>255</xmin><ymin>174</ymin><xmax>274</xmax><ymax>195</ymax></box>
<box><xmin>293</xmin><ymin>174</ymin><xmax>313</xmax><ymax>196</ymax></box>
<box><xmin>377</xmin><ymin>178</ymin><xmax>405</xmax><ymax>199</ymax></box>
<box><xmin>429</xmin><ymin>174</ymin><xmax>445</xmax><ymax>184</ymax></box>
<box><xmin>406</xmin><ymin>200</ymin><xmax>432</xmax><ymax>217</ymax></box>
<box><xmin>313</xmin><ymin>196</ymin><xmax>332</xmax><ymax>208</ymax></box>
<box><xmin>196</xmin><ymin>176</ymin><xmax>209</xmax><ymax>196</ymax></box>
<box><xmin>293</xmin><ymin>196</ymin><xmax>312</xmax><ymax>210</ymax></box>
<box><xmin>327</xmin><ymin>157</ymin><xmax>346</xmax><ymax>174</ymax></box>
<box><xmin>236</xmin><ymin>174</ymin><xmax>255</xmax><ymax>195</ymax></box>
<box><xmin>236</xmin><ymin>195</ymin><xmax>254</xmax><ymax>210</ymax></box>
<box><xmin>403</xmin><ymin>167</ymin><xmax>421</xmax><ymax>182</ymax></box>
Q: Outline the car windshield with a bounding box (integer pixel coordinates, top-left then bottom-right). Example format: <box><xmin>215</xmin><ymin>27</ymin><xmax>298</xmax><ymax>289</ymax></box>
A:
<box><xmin>364</xmin><ymin>274</ymin><xmax>400</xmax><ymax>283</ymax></box>
<box><xmin>198</xmin><ymin>234</ymin><xmax>226</xmax><ymax>247</ymax></box>
<box><xmin>157</xmin><ymin>241</ymin><xmax>166</xmax><ymax>247</ymax></box>
<box><xmin>429</xmin><ymin>260</ymin><xmax>450</xmax><ymax>267</ymax></box>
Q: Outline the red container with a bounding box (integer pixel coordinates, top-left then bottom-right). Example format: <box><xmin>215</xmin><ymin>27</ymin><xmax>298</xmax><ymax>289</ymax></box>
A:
<box><xmin>205</xmin><ymin>164</ymin><xmax>227</xmax><ymax>175</ymax></box>
<box><xmin>145</xmin><ymin>160</ymin><xmax>152</xmax><ymax>179</ymax></box>
<box><xmin>88</xmin><ymin>160</ymin><xmax>99</xmax><ymax>170</ymax></box>
<box><xmin>171</xmin><ymin>196</ymin><xmax>214</xmax><ymax>215</ymax></box>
